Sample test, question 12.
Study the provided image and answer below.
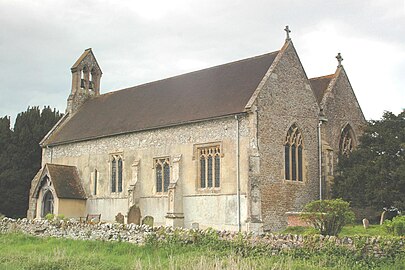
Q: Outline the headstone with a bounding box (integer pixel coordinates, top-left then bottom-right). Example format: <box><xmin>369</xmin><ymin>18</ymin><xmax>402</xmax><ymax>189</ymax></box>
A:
<box><xmin>127</xmin><ymin>206</ymin><xmax>141</xmax><ymax>225</ymax></box>
<box><xmin>142</xmin><ymin>216</ymin><xmax>154</xmax><ymax>227</ymax></box>
<box><xmin>191</xmin><ymin>222</ymin><xmax>199</xmax><ymax>230</ymax></box>
<box><xmin>362</xmin><ymin>218</ymin><xmax>369</xmax><ymax>229</ymax></box>
<box><xmin>115</xmin><ymin>212</ymin><xmax>124</xmax><ymax>224</ymax></box>
<box><xmin>380</xmin><ymin>211</ymin><xmax>386</xmax><ymax>225</ymax></box>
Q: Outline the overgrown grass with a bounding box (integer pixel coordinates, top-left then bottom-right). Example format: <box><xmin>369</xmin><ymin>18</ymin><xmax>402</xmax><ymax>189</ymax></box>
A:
<box><xmin>1</xmin><ymin>232</ymin><xmax>404</xmax><ymax>269</ymax></box>
<box><xmin>282</xmin><ymin>224</ymin><xmax>390</xmax><ymax>237</ymax></box>
<box><xmin>339</xmin><ymin>224</ymin><xmax>390</xmax><ymax>237</ymax></box>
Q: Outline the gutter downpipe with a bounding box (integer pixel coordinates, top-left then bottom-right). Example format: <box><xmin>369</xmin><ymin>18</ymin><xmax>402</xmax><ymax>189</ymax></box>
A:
<box><xmin>318</xmin><ymin>109</ymin><xmax>328</xmax><ymax>201</ymax></box>
<box><xmin>235</xmin><ymin>115</ymin><xmax>241</xmax><ymax>232</ymax></box>
<box><xmin>318</xmin><ymin>121</ymin><xmax>322</xmax><ymax>201</ymax></box>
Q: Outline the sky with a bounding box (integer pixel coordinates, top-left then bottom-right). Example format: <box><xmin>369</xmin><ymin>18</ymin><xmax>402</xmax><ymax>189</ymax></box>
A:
<box><xmin>0</xmin><ymin>0</ymin><xmax>404</xmax><ymax>124</ymax></box>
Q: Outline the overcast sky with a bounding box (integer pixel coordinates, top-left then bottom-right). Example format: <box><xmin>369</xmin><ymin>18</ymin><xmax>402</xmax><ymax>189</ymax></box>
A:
<box><xmin>1</xmin><ymin>0</ymin><xmax>404</xmax><ymax>124</ymax></box>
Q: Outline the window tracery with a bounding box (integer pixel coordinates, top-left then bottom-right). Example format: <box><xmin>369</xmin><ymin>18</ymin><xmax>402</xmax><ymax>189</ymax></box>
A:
<box><xmin>198</xmin><ymin>145</ymin><xmax>221</xmax><ymax>188</ymax></box>
<box><xmin>155</xmin><ymin>158</ymin><xmax>170</xmax><ymax>193</ymax></box>
<box><xmin>339</xmin><ymin>124</ymin><xmax>355</xmax><ymax>156</ymax></box>
<box><xmin>111</xmin><ymin>155</ymin><xmax>123</xmax><ymax>193</ymax></box>
<box><xmin>284</xmin><ymin>124</ymin><xmax>304</xmax><ymax>181</ymax></box>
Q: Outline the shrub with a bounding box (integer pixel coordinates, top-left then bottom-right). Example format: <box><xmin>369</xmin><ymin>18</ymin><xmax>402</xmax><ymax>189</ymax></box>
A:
<box><xmin>383</xmin><ymin>215</ymin><xmax>405</xmax><ymax>236</ymax></box>
<box><xmin>300</xmin><ymin>199</ymin><xmax>355</xmax><ymax>236</ymax></box>
<box><xmin>44</xmin><ymin>213</ymin><xmax>55</xmax><ymax>221</ymax></box>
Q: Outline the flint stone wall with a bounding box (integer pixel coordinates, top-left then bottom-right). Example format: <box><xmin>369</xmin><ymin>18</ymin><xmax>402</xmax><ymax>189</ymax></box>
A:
<box><xmin>1</xmin><ymin>218</ymin><xmax>402</xmax><ymax>258</ymax></box>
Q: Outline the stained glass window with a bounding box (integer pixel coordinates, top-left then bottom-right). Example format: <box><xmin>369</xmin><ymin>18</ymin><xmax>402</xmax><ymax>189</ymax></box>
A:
<box><xmin>198</xmin><ymin>146</ymin><xmax>221</xmax><ymax>189</ymax></box>
<box><xmin>339</xmin><ymin>124</ymin><xmax>355</xmax><ymax>156</ymax></box>
<box><xmin>200</xmin><ymin>156</ymin><xmax>206</xmax><ymax>188</ymax></box>
<box><xmin>155</xmin><ymin>158</ymin><xmax>170</xmax><ymax>193</ymax></box>
<box><xmin>284</xmin><ymin>125</ymin><xmax>303</xmax><ymax>181</ymax></box>
<box><xmin>285</xmin><ymin>145</ymin><xmax>290</xmax><ymax>180</ymax></box>
<box><xmin>111</xmin><ymin>155</ymin><xmax>123</xmax><ymax>193</ymax></box>
<box><xmin>94</xmin><ymin>169</ymin><xmax>97</xmax><ymax>195</ymax></box>
<box><xmin>118</xmin><ymin>158</ymin><xmax>123</xmax><ymax>192</ymax></box>
<box><xmin>207</xmin><ymin>156</ymin><xmax>213</xmax><ymax>187</ymax></box>
<box><xmin>215</xmin><ymin>155</ymin><xmax>220</xmax><ymax>187</ymax></box>
<box><xmin>163</xmin><ymin>162</ymin><xmax>170</xmax><ymax>192</ymax></box>
<box><xmin>156</xmin><ymin>163</ymin><xmax>162</xmax><ymax>192</ymax></box>
<box><xmin>111</xmin><ymin>158</ymin><xmax>116</xmax><ymax>192</ymax></box>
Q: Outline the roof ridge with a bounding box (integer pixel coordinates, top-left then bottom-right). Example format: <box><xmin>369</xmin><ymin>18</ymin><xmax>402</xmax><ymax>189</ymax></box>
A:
<box><xmin>309</xmin><ymin>74</ymin><xmax>335</xmax><ymax>80</ymax></box>
<box><xmin>97</xmin><ymin>50</ymin><xmax>280</xmax><ymax>98</ymax></box>
<box><xmin>46</xmin><ymin>163</ymin><xmax>77</xmax><ymax>168</ymax></box>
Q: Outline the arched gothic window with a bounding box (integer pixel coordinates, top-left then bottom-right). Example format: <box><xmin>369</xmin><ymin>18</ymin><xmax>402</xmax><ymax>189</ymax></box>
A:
<box><xmin>111</xmin><ymin>155</ymin><xmax>123</xmax><ymax>193</ymax></box>
<box><xmin>41</xmin><ymin>190</ymin><xmax>54</xmax><ymax>217</ymax></box>
<box><xmin>284</xmin><ymin>125</ymin><xmax>304</xmax><ymax>181</ymax></box>
<box><xmin>155</xmin><ymin>158</ymin><xmax>170</xmax><ymax>193</ymax></box>
<box><xmin>339</xmin><ymin>124</ymin><xmax>355</xmax><ymax>156</ymax></box>
<box><xmin>199</xmin><ymin>146</ymin><xmax>221</xmax><ymax>188</ymax></box>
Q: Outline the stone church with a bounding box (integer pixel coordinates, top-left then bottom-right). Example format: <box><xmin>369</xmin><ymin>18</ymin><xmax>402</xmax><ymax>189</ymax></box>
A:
<box><xmin>27</xmin><ymin>28</ymin><xmax>366</xmax><ymax>232</ymax></box>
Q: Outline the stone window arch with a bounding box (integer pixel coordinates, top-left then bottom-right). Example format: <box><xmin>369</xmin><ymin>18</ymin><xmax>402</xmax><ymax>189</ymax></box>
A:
<box><xmin>284</xmin><ymin>124</ymin><xmax>304</xmax><ymax>181</ymax></box>
<box><xmin>41</xmin><ymin>189</ymin><xmax>54</xmax><ymax>217</ymax></box>
<box><xmin>339</xmin><ymin>124</ymin><xmax>355</xmax><ymax>156</ymax></box>
<box><xmin>155</xmin><ymin>158</ymin><xmax>170</xmax><ymax>193</ymax></box>
<box><xmin>199</xmin><ymin>145</ymin><xmax>221</xmax><ymax>188</ymax></box>
<box><xmin>111</xmin><ymin>154</ymin><xmax>123</xmax><ymax>193</ymax></box>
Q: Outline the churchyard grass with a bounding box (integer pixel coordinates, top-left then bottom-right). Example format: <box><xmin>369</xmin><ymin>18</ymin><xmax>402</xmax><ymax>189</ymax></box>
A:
<box><xmin>0</xmin><ymin>232</ymin><xmax>404</xmax><ymax>270</ymax></box>
<box><xmin>283</xmin><ymin>224</ymin><xmax>390</xmax><ymax>237</ymax></box>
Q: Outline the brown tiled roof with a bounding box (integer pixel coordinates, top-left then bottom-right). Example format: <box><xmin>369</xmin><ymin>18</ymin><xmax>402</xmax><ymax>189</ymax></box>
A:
<box><xmin>45</xmin><ymin>51</ymin><xmax>279</xmax><ymax>145</ymax></box>
<box><xmin>309</xmin><ymin>74</ymin><xmax>334</xmax><ymax>104</ymax></box>
<box><xmin>46</xmin><ymin>164</ymin><xmax>86</xmax><ymax>200</ymax></box>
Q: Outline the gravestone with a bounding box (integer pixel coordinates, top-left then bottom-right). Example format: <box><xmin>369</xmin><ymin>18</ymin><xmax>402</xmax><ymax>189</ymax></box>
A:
<box><xmin>362</xmin><ymin>218</ymin><xmax>369</xmax><ymax>229</ymax></box>
<box><xmin>380</xmin><ymin>211</ymin><xmax>386</xmax><ymax>225</ymax></box>
<box><xmin>127</xmin><ymin>206</ymin><xmax>141</xmax><ymax>225</ymax></box>
<box><xmin>191</xmin><ymin>222</ymin><xmax>199</xmax><ymax>230</ymax></box>
<box><xmin>142</xmin><ymin>216</ymin><xmax>154</xmax><ymax>227</ymax></box>
<box><xmin>115</xmin><ymin>212</ymin><xmax>124</xmax><ymax>224</ymax></box>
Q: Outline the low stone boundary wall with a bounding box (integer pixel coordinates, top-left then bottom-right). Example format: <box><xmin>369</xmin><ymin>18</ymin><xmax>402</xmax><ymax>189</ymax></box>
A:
<box><xmin>1</xmin><ymin>217</ymin><xmax>403</xmax><ymax>258</ymax></box>
<box><xmin>0</xmin><ymin>217</ymin><xmax>151</xmax><ymax>243</ymax></box>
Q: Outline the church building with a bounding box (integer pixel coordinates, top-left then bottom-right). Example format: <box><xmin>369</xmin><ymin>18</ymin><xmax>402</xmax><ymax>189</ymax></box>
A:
<box><xmin>27</xmin><ymin>28</ymin><xmax>366</xmax><ymax>232</ymax></box>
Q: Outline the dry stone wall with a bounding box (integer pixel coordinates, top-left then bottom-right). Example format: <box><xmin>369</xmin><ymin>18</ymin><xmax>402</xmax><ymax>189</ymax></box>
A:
<box><xmin>1</xmin><ymin>217</ymin><xmax>402</xmax><ymax>258</ymax></box>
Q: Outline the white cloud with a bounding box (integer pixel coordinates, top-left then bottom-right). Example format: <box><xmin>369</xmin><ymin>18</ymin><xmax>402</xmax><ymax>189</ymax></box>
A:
<box><xmin>0</xmin><ymin>0</ymin><xmax>404</xmax><ymax>123</ymax></box>
<box><xmin>299</xmin><ymin>22</ymin><xmax>405</xmax><ymax>119</ymax></box>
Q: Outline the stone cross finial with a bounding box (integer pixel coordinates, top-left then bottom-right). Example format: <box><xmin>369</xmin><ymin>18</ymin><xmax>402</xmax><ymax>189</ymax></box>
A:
<box><xmin>284</xmin><ymin>25</ymin><xmax>291</xmax><ymax>41</ymax></box>
<box><xmin>336</xmin><ymin>53</ymin><xmax>343</xmax><ymax>67</ymax></box>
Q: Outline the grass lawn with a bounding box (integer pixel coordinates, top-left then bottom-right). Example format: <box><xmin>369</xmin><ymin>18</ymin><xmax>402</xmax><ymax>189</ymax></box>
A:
<box><xmin>0</xmin><ymin>233</ymin><xmax>404</xmax><ymax>270</ymax></box>
<box><xmin>282</xmin><ymin>224</ymin><xmax>390</xmax><ymax>237</ymax></box>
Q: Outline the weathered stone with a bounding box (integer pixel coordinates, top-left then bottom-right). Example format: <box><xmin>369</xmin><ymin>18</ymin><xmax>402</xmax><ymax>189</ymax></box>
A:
<box><xmin>362</xmin><ymin>218</ymin><xmax>369</xmax><ymax>229</ymax></box>
<box><xmin>115</xmin><ymin>213</ymin><xmax>124</xmax><ymax>224</ymax></box>
<box><xmin>380</xmin><ymin>211</ymin><xmax>386</xmax><ymax>225</ymax></box>
<box><xmin>142</xmin><ymin>216</ymin><xmax>154</xmax><ymax>228</ymax></box>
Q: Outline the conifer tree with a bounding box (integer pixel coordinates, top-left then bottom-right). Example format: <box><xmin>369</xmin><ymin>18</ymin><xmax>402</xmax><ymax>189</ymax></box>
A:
<box><xmin>0</xmin><ymin>107</ymin><xmax>62</xmax><ymax>218</ymax></box>
<box><xmin>333</xmin><ymin>110</ymin><xmax>405</xmax><ymax>212</ymax></box>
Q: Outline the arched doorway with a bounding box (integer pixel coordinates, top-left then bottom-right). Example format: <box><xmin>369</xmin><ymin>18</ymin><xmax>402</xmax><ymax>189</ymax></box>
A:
<box><xmin>41</xmin><ymin>190</ymin><xmax>54</xmax><ymax>217</ymax></box>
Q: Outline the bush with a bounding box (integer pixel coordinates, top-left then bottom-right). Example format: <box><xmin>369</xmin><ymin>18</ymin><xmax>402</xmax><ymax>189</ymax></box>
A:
<box><xmin>383</xmin><ymin>215</ymin><xmax>405</xmax><ymax>236</ymax></box>
<box><xmin>300</xmin><ymin>199</ymin><xmax>355</xmax><ymax>236</ymax></box>
<box><xmin>44</xmin><ymin>213</ymin><xmax>55</xmax><ymax>221</ymax></box>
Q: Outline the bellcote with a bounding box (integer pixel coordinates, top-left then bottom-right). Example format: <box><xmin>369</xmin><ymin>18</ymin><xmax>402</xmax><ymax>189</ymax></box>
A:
<box><xmin>67</xmin><ymin>48</ymin><xmax>102</xmax><ymax>115</ymax></box>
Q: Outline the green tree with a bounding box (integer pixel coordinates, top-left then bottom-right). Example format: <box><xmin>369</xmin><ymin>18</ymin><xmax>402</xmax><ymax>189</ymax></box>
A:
<box><xmin>0</xmin><ymin>116</ymin><xmax>14</xmax><ymax>215</ymax></box>
<box><xmin>333</xmin><ymin>110</ymin><xmax>405</xmax><ymax>211</ymax></box>
<box><xmin>300</xmin><ymin>199</ymin><xmax>355</xmax><ymax>236</ymax></box>
<box><xmin>0</xmin><ymin>107</ymin><xmax>62</xmax><ymax>218</ymax></box>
